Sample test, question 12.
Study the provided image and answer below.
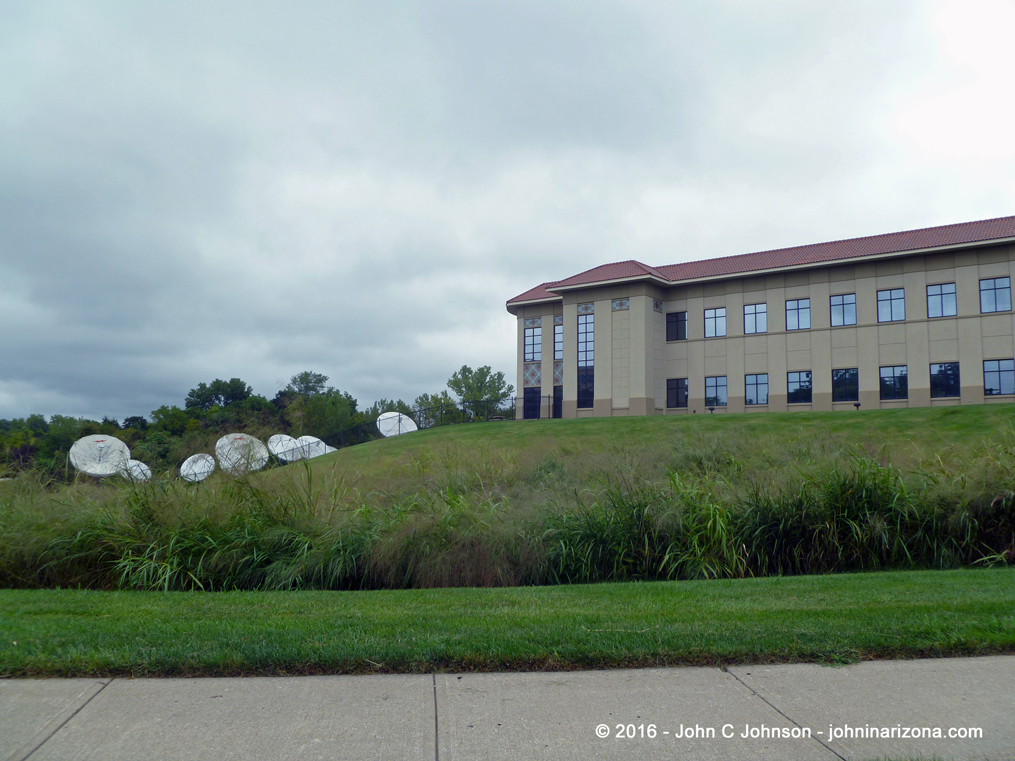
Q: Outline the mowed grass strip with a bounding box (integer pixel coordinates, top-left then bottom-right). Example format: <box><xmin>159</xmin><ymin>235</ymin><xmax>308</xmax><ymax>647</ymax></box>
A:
<box><xmin>2</xmin><ymin>568</ymin><xmax>1012</xmax><ymax>677</ymax></box>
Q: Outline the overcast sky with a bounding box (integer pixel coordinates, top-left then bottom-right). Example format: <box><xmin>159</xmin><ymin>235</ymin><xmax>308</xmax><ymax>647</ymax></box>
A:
<box><xmin>2</xmin><ymin>0</ymin><xmax>1014</xmax><ymax>422</ymax></box>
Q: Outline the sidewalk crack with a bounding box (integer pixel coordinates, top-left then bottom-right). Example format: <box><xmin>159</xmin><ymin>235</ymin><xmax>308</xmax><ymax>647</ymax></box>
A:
<box><xmin>12</xmin><ymin>678</ymin><xmax>113</xmax><ymax>761</ymax></box>
<box><xmin>432</xmin><ymin>674</ymin><xmax>440</xmax><ymax>761</ymax></box>
<box><xmin>727</xmin><ymin>669</ymin><xmax>846</xmax><ymax>761</ymax></box>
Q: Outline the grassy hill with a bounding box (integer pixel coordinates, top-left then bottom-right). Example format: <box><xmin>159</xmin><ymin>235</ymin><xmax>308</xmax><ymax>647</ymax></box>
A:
<box><xmin>2</xmin><ymin>405</ymin><xmax>1014</xmax><ymax>591</ymax></box>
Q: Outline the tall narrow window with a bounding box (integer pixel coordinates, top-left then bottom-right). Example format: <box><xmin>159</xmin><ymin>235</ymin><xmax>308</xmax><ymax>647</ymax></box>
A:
<box><xmin>553</xmin><ymin>316</ymin><xmax>563</xmax><ymax>360</ymax></box>
<box><xmin>832</xmin><ymin>368</ymin><xmax>859</xmax><ymax>402</ymax></box>
<box><xmin>830</xmin><ymin>294</ymin><xmax>857</xmax><ymax>327</ymax></box>
<box><xmin>930</xmin><ymin>363</ymin><xmax>960</xmax><ymax>398</ymax></box>
<box><xmin>787</xmin><ymin>371</ymin><xmax>812</xmax><ymax>403</ymax></box>
<box><xmin>704</xmin><ymin>307</ymin><xmax>726</xmax><ymax>337</ymax></box>
<box><xmin>786</xmin><ymin>299</ymin><xmax>811</xmax><ymax>330</ymax></box>
<box><xmin>927</xmin><ymin>283</ymin><xmax>956</xmax><ymax>318</ymax></box>
<box><xmin>577</xmin><ymin>306</ymin><xmax>594</xmax><ymax>408</ymax></box>
<box><xmin>705</xmin><ymin>376</ymin><xmax>727</xmax><ymax>406</ymax></box>
<box><xmin>666</xmin><ymin>378</ymin><xmax>688</xmax><ymax>408</ymax></box>
<box><xmin>523</xmin><ymin>320</ymin><xmax>541</xmax><ymax>362</ymax></box>
<box><xmin>984</xmin><ymin>359</ymin><xmax>1015</xmax><ymax>396</ymax></box>
<box><xmin>744</xmin><ymin>304</ymin><xmax>767</xmax><ymax>334</ymax></box>
<box><xmin>666</xmin><ymin>311</ymin><xmax>687</xmax><ymax>341</ymax></box>
<box><xmin>980</xmin><ymin>277</ymin><xmax>1012</xmax><ymax>313</ymax></box>
<box><xmin>879</xmin><ymin>366</ymin><xmax>908</xmax><ymax>400</ymax></box>
<box><xmin>877</xmin><ymin>288</ymin><xmax>906</xmax><ymax>322</ymax></box>
<box><xmin>745</xmin><ymin>374</ymin><xmax>769</xmax><ymax>405</ymax></box>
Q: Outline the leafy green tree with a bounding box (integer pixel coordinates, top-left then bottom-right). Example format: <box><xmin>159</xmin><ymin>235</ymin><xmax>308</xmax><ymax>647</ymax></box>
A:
<box><xmin>413</xmin><ymin>391</ymin><xmax>463</xmax><ymax>428</ymax></box>
<box><xmin>446</xmin><ymin>365</ymin><xmax>514</xmax><ymax>419</ymax></box>
<box><xmin>151</xmin><ymin>405</ymin><xmax>196</xmax><ymax>436</ymax></box>
<box><xmin>286</xmin><ymin>371</ymin><xmax>331</xmax><ymax>397</ymax></box>
<box><xmin>122</xmin><ymin>416</ymin><xmax>148</xmax><ymax>431</ymax></box>
<box><xmin>185</xmin><ymin>378</ymin><xmax>253</xmax><ymax>412</ymax></box>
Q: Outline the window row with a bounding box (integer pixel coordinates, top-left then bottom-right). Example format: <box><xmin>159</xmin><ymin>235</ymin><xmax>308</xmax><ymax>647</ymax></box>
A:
<box><xmin>664</xmin><ymin>360</ymin><xmax>1015</xmax><ymax>408</ymax></box>
<box><xmin>665</xmin><ymin>278</ymin><xmax>1012</xmax><ymax>340</ymax></box>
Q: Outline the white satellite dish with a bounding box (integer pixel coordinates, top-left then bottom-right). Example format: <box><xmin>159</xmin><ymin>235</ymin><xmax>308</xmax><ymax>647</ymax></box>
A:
<box><xmin>376</xmin><ymin>412</ymin><xmax>418</xmax><ymax>437</ymax></box>
<box><xmin>120</xmin><ymin>459</ymin><xmax>152</xmax><ymax>483</ymax></box>
<box><xmin>268</xmin><ymin>434</ymin><xmax>301</xmax><ymax>462</ymax></box>
<box><xmin>180</xmin><ymin>453</ymin><xmax>216</xmax><ymax>483</ymax></box>
<box><xmin>294</xmin><ymin>435</ymin><xmax>328</xmax><ymax>459</ymax></box>
<box><xmin>215</xmin><ymin>433</ymin><xmax>269</xmax><ymax>476</ymax></box>
<box><xmin>69</xmin><ymin>434</ymin><xmax>131</xmax><ymax>477</ymax></box>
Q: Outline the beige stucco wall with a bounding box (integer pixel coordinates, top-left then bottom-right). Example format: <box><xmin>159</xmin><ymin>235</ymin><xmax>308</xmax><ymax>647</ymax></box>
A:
<box><xmin>513</xmin><ymin>243</ymin><xmax>1015</xmax><ymax>418</ymax></box>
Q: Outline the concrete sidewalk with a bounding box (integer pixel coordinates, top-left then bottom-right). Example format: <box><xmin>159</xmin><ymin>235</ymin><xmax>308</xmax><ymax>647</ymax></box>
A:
<box><xmin>3</xmin><ymin>656</ymin><xmax>1013</xmax><ymax>761</ymax></box>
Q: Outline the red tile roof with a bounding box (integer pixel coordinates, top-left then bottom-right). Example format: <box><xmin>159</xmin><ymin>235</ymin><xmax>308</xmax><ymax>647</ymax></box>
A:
<box><xmin>506</xmin><ymin>215</ymin><xmax>1015</xmax><ymax>305</ymax></box>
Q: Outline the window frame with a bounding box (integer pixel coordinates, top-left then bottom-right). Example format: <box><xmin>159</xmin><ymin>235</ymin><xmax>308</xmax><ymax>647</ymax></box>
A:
<box><xmin>877</xmin><ymin>288</ymin><xmax>906</xmax><ymax>323</ymax></box>
<box><xmin>929</xmin><ymin>362</ymin><xmax>960</xmax><ymax>398</ymax></box>
<box><xmin>666</xmin><ymin>311</ymin><xmax>687</xmax><ymax>342</ymax></box>
<box><xmin>926</xmin><ymin>283</ymin><xmax>957</xmax><ymax>319</ymax></box>
<box><xmin>984</xmin><ymin>359</ymin><xmax>1015</xmax><ymax>396</ymax></box>
<box><xmin>832</xmin><ymin>368</ymin><xmax>859</xmax><ymax>402</ymax></box>
<box><xmin>879</xmin><ymin>365</ymin><xmax>908</xmax><ymax>400</ymax></box>
<box><xmin>704</xmin><ymin>307</ymin><xmax>726</xmax><ymax>338</ymax></box>
<box><xmin>745</xmin><ymin>373</ymin><xmax>769</xmax><ymax>405</ymax></box>
<box><xmin>666</xmin><ymin>378</ymin><xmax>688</xmax><ymax>409</ymax></box>
<box><xmin>785</xmin><ymin>298</ymin><xmax>811</xmax><ymax>331</ymax></box>
<box><xmin>744</xmin><ymin>303</ymin><xmax>767</xmax><ymax>335</ymax></box>
<box><xmin>830</xmin><ymin>293</ymin><xmax>856</xmax><ymax>327</ymax></box>
<box><xmin>523</xmin><ymin>325</ymin><xmax>542</xmax><ymax>362</ymax></box>
<box><xmin>787</xmin><ymin>371</ymin><xmax>812</xmax><ymax>404</ymax></box>
<box><xmin>704</xmin><ymin>375</ymin><xmax>727</xmax><ymax>407</ymax></box>
<box><xmin>980</xmin><ymin>277</ymin><xmax>1012</xmax><ymax>314</ymax></box>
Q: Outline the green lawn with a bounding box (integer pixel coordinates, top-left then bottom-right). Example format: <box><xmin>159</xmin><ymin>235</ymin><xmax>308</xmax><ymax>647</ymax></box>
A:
<box><xmin>2</xmin><ymin>568</ymin><xmax>1012</xmax><ymax>677</ymax></box>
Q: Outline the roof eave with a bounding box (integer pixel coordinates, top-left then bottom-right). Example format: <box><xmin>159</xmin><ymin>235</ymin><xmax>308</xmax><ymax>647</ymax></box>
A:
<box><xmin>548</xmin><ymin>273</ymin><xmax>671</xmax><ymax>293</ymax></box>
<box><xmin>664</xmin><ymin>235</ymin><xmax>1015</xmax><ymax>287</ymax></box>
<box><xmin>505</xmin><ymin>295</ymin><xmax>563</xmax><ymax>314</ymax></box>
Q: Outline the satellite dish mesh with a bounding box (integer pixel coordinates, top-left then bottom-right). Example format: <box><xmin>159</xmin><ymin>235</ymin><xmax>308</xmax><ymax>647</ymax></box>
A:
<box><xmin>376</xmin><ymin>412</ymin><xmax>418</xmax><ymax>437</ymax></box>
<box><xmin>215</xmin><ymin>433</ymin><xmax>269</xmax><ymax>476</ymax></box>
<box><xmin>180</xmin><ymin>453</ymin><xmax>216</xmax><ymax>483</ymax></box>
<box><xmin>120</xmin><ymin>459</ymin><xmax>152</xmax><ymax>483</ymax></box>
<box><xmin>294</xmin><ymin>435</ymin><xmax>328</xmax><ymax>459</ymax></box>
<box><xmin>69</xmin><ymin>435</ymin><xmax>131</xmax><ymax>477</ymax></box>
<box><xmin>267</xmin><ymin>434</ymin><xmax>301</xmax><ymax>463</ymax></box>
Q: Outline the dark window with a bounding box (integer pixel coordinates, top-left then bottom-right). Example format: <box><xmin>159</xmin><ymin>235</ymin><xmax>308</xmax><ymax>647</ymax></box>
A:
<box><xmin>980</xmin><ymin>277</ymin><xmax>1012</xmax><ymax>313</ymax></box>
<box><xmin>927</xmin><ymin>283</ymin><xmax>956</xmax><ymax>318</ymax></box>
<box><xmin>830</xmin><ymin>294</ymin><xmax>856</xmax><ymax>327</ymax></box>
<box><xmin>704</xmin><ymin>308</ymin><xmax>726</xmax><ymax>337</ymax></box>
<box><xmin>984</xmin><ymin>359</ymin><xmax>1015</xmax><ymax>396</ymax></box>
<box><xmin>832</xmin><ymin>368</ymin><xmax>859</xmax><ymax>402</ymax></box>
<box><xmin>523</xmin><ymin>326</ymin><xmax>541</xmax><ymax>362</ymax></box>
<box><xmin>577</xmin><ymin>312</ymin><xmax>594</xmax><ymax>408</ymax></box>
<box><xmin>523</xmin><ymin>387</ymin><xmax>541</xmax><ymax>419</ymax></box>
<box><xmin>787</xmin><ymin>371</ymin><xmax>812</xmax><ymax>403</ymax></box>
<box><xmin>553</xmin><ymin>385</ymin><xmax>563</xmax><ymax>418</ymax></box>
<box><xmin>745</xmin><ymin>373</ymin><xmax>768</xmax><ymax>405</ymax></box>
<box><xmin>666</xmin><ymin>311</ymin><xmax>687</xmax><ymax>341</ymax></box>
<box><xmin>930</xmin><ymin>362</ymin><xmax>960</xmax><ymax>398</ymax></box>
<box><xmin>786</xmin><ymin>298</ymin><xmax>810</xmax><ymax>330</ymax></box>
<box><xmin>879</xmin><ymin>366</ymin><xmax>908</xmax><ymax>400</ymax></box>
<box><xmin>705</xmin><ymin>376</ymin><xmax>727</xmax><ymax>406</ymax></box>
<box><xmin>877</xmin><ymin>288</ymin><xmax>906</xmax><ymax>322</ymax></box>
<box><xmin>666</xmin><ymin>378</ymin><xmax>688</xmax><ymax>408</ymax></box>
<box><xmin>553</xmin><ymin>323</ymin><xmax>563</xmax><ymax>360</ymax></box>
<box><xmin>577</xmin><ymin>367</ymin><xmax>594</xmax><ymax>409</ymax></box>
<box><xmin>744</xmin><ymin>304</ymin><xmax>767</xmax><ymax>334</ymax></box>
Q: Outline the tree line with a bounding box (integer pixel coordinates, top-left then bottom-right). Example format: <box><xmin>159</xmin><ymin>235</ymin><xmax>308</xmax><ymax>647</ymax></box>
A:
<box><xmin>0</xmin><ymin>366</ymin><xmax>513</xmax><ymax>478</ymax></box>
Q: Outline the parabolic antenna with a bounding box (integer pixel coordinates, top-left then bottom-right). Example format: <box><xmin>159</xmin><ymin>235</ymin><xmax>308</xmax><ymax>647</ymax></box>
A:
<box><xmin>215</xmin><ymin>433</ymin><xmax>269</xmax><ymax>476</ymax></box>
<box><xmin>376</xmin><ymin>412</ymin><xmax>418</xmax><ymax>437</ymax></box>
<box><xmin>69</xmin><ymin>434</ymin><xmax>131</xmax><ymax>477</ymax></box>
<box><xmin>294</xmin><ymin>435</ymin><xmax>328</xmax><ymax>459</ymax></box>
<box><xmin>120</xmin><ymin>459</ymin><xmax>152</xmax><ymax>483</ymax></box>
<box><xmin>267</xmin><ymin>434</ymin><xmax>301</xmax><ymax>463</ymax></box>
<box><xmin>180</xmin><ymin>453</ymin><xmax>216</xmax><ymax>483</ymax></box>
